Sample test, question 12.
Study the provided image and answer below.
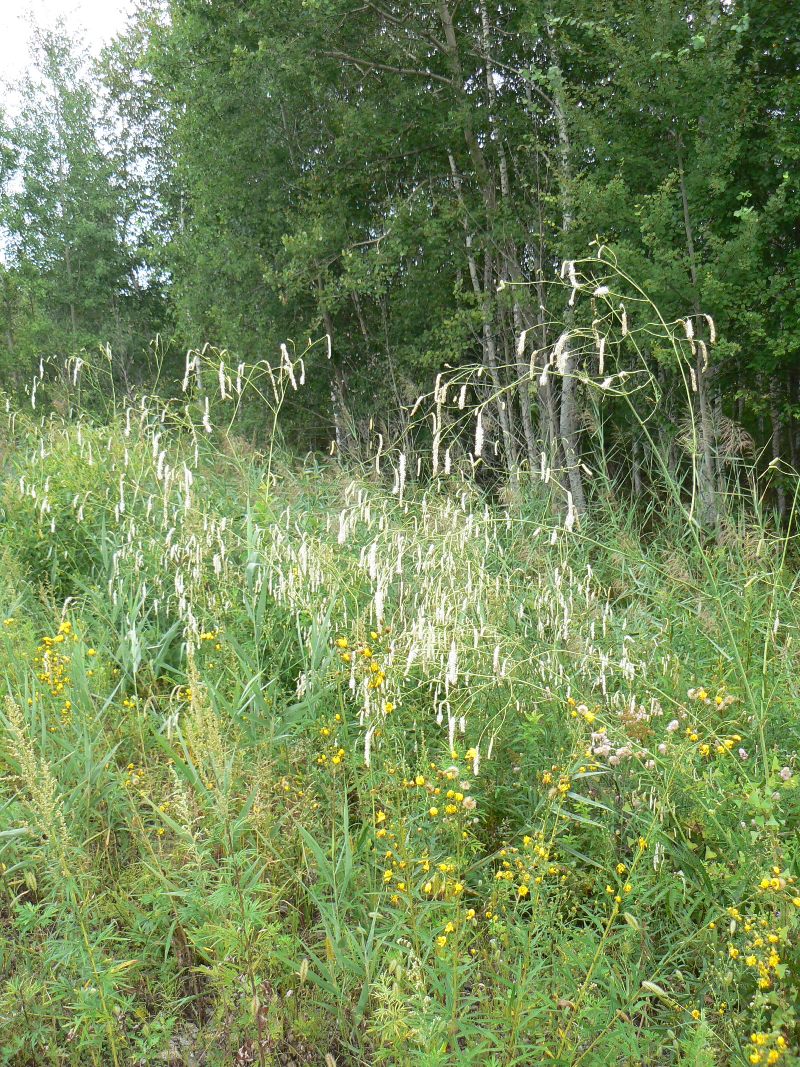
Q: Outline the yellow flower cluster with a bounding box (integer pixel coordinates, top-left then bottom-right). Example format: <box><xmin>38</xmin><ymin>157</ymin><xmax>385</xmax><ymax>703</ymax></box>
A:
<box><xmin>719</xmin><ymin>876</ymin><xmax>797</xmax><ymax>998</ymax></box>
<box><xmin>567</xmin><ymin>696</ymin><xmax>597</xmax><ymax>725</ymax></box>
<box><xmin>123</xmin><ymin>762</ymin><xmax>146</xmax><ymax>790</ymax></box>
<box><xmin>198</xmin><ymin>628</ymin><xmax>223</xmax><ymax>665</ymax></box>
<box><xmin>748</xmin><ymin>1031</ymin><xmax>788</xmax><ymax>1064</ymax></box>
<box><xmin>688</xmin><ymin>685</ymin><xmax>736</xmax><ymax>710</ymax></box>
<box><xmin>435</xmin><ymin>909</ymin><xmax>477</xmax><ymax>950</ymax></box>
<box><xmin>391</xmin><ymin>759</ymin><xmax>480</xmax><ymax>821</ymax></box>
<box><xmin>541</xmin><ymin>766</ymin><xmax>572</xmax><ymax>795</ymax></box>
<box><xmin>490</xmin><ymin>833</ymin><xmax>567</xmax><ymax>912</ymax></box>
<box><xmin>336</xmin><ymin>632</ymin><xmax>389</xmax><ymax>693</ymax></box>
<box><xmin>34</xmin><ymin>620</ymin><xmax>78</xmax><ymax>730</ymax></box>
<box><xmin>278</xmin><ymin>773</ymin><xmax>307</xmax><ymax>801</ymax></box>
<box><xmin>755</xmin><ymin>867</ymin><xmax>797</xmax><ymax>896</ymax></box>
<box><xmin>35</xmin><ymin>622</ymin><xmax>74</xmax><ymax>693</ymax></box>
<box><xmin>683</xmin><ymin>723</ymin><xmax>742</xmax><ymax>758</ymax></box>
<box><xmin>373</xmin><ymin>807</ymin><xmax>467</xmax><ymax>908</ymax></box>
<box><xmin>316</xmin><ymin>714</ymin><xmax>347</xmax><ymax>767</ymax></box>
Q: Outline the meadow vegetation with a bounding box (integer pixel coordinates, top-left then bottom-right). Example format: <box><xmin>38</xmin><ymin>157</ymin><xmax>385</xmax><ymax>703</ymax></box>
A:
<box><xmin>1</xmin><ymin>3</ymin><xmax>799</xmax><ymax>1063</ymax></box>
<box><xmin>1</xmin><ymin>333</ymin><xmax>800</xmax><ymax>1067</ymax></box>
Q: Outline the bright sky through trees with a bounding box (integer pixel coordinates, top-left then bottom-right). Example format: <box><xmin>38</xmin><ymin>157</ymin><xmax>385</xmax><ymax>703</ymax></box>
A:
<box><xmin>0</xmin><ymin>0</ymin><xmax>132</xmax><ymax>94</ymax></box>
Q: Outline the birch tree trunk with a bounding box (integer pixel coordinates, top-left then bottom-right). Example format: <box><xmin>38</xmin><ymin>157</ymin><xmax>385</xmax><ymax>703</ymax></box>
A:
<box><xmin>479</xmin><ymin>0</ymin><xmax>537</xmax><ymax>473</ymax></box>
<box><xmin>448</xmin><ymin>152</ymin><xmax>518</xmax><ymax>480</ymax></box>
<box><xmin>440</xmin><ymin>1</ymin><xmax>519</xmax><ymax>482</ymax></box>
<box><xmin>547</xmin><ymin>30</ymin><xmax>586</xmax><ymax>517</ymax></box>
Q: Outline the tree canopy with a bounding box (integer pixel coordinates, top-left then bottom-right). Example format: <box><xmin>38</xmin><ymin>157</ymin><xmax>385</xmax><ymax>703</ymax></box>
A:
<box><xmin>1</xmin><ymin>1</ymin><xmax>798</xmax><ymax>515</ymax></box>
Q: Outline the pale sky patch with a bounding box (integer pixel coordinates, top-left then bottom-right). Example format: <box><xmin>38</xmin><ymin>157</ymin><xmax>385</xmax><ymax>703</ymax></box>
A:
<box><xmin>1</xmin><ymin>0</ymin><xmax>134</xmax><ymax>98</ymax></box>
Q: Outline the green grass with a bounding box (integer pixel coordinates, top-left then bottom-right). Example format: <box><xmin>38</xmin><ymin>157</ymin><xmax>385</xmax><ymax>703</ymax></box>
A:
<box><xmin>1</xmin><ymin>376</ymin><xmax>800</xmax><ymax>1066</ymax></box>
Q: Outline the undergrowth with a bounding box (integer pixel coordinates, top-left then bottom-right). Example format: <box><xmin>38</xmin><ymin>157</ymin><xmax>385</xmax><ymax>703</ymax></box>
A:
<box><xmin>1</xmin><ymin>351</ymin><xmax>799</xmax><ymax>1066</ymax></box>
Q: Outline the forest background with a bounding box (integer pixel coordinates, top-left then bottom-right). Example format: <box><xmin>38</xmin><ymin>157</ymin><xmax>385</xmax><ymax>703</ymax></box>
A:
<box><xmin>1</xmin><ymin>0</ymin><xmax>798</xmax><ymax>519</ymax></box>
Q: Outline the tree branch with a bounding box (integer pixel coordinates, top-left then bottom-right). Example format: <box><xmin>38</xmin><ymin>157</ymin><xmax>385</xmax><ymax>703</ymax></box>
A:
<box><xmin>323</xmin><ymin>50</ymin><xmax>453</xmax><ymax>87</ymax></box>
<box><xmin>363</xmin><ymin>2</ymin><xmax>447</xmax><ymax>55</ymax></box>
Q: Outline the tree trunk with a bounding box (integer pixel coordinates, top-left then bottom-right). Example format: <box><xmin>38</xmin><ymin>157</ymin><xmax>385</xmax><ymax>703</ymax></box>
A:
<box><xmin>559</xmin><ymin>341</ymin><xmax>587</xmax><ymax>516</ymax></box>
<box><xmin>440</xmin><ymin>2</ymin><xmax>521</xmax><ymax>483</ymax></box>
<box><xmin>677</xmin><ymin>144</ymin><xmax>718</xmax><ymax>531</ymax></box>
<box><xmin>789</xmin><ymin>371</ymin><xmax>800</xmax><ymax>474</ymax></box>
<box><xmin>529</xmin><ymin>143</ymin><xmax>561</xmax><ymax>472</ymax></box>
<box><xmin>769</xmin><ymin>379</ymin><xmax>787</xmax><ymax>520</ymax></box>
<box><xmin>478</xmin><ymin>0</ymin><xmax>538</xmax><ymax>474</ymax></box>
<box><xmin>547</xmin><ymin>29</ymin><xmax>586</xmax><ymax>518</ymax></box>
<box><xmin>64</xmin><ymin>239</ymin><xmax>78</xmax><ymax>343</ymax></box>
<box><xmin>632</xmin><ymin>434</ymin><xmax>643</xmax><ymax>499</ymax></box>
<box><xmin>318</xmin><ymin>285</ymin><xmax>349</xmax><ymax>459</ymax></box>
<box><xmin>482</xmin><ymin>249</ymin><xmax>518</xmax><ymax>476</ymax></box>
<box><xmin>448</xmin><ymin>153</ymin><xmax>518</xmax><ymax>479</ymax></box>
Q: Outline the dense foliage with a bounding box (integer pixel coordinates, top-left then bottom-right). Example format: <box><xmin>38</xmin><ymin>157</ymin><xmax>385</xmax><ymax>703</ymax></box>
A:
<box><xmin>1</xmin><ymin>1</ymin><xmax>799</xmax><ymax>517</ymax></box>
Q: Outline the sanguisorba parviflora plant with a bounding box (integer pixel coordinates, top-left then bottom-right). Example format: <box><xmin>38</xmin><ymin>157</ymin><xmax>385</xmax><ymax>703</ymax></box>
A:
<box><xmin>0</xmin><ymin>285</ymin><xmax>799</xmax><ymax>1064</ymax></box>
